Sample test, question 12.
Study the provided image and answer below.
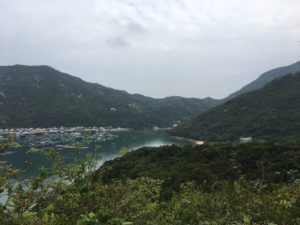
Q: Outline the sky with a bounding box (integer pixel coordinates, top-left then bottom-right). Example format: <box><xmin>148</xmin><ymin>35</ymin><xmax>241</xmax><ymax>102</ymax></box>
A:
<box><xmin>0</xmin><ymin>0</ymin><xmax>300</xmax><ymax>99</ymax></box>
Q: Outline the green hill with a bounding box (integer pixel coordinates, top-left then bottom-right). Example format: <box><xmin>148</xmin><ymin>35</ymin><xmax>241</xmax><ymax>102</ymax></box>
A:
<box><xmin>95</xmin><ymin>142</ymin><xmax>300</xmax><ymax>197</ymax></box>
<box><xmin>223</xmin><ymin>61</ymin><xmax>300</xmax><ymax>101</ymax></box>
<box><xmin>1</xmin><ymin>141</ymin><xmax>300</xmax><ymax>224</ymax></box>
<box><xmin>171</xmin><ymin>72</ymin><xmax>300</xmax><ymax>141</ymax></box>
<box><xmin>0</xmin><ymin>65</ymin><xmax>216</xmax><ymax>128</ymax></box>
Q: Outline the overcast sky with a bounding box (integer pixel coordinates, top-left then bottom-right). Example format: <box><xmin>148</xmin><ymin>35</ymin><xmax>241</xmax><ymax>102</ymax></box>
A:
<box><xmin>0</xmin><ymin>0</ymin><xmax>299</xmax><ymax>99</ymax></box>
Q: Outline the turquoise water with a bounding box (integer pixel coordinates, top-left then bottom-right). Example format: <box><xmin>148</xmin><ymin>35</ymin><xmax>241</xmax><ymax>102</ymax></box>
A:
<box><xmin>0</xmin><ymin>130</ymin><xmax>188</xmax><ymax>178</ymax></box>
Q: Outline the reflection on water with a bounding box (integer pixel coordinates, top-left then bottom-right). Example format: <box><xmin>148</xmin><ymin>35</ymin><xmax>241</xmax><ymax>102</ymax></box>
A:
<box><xmin>0</xmin><ymin>130</ymin><xmax>188</xmax><ymax>179</ymax></box>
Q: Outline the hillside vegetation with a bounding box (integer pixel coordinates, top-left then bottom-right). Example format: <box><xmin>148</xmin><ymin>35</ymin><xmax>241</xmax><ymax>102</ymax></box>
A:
<box><xmin>171</xmin><ymin>72</ymin><xmax>300</xmax><ymax>141</ymax></box>
<box><xmin>1</xmin><ymin>142</ymin><xmax>299</xmax><ymax>224</ymax></box>
<box><xmin>0</xmin><ymin>65</ymin><xmax>216</xmax><ymax>129</ymax></box>
<box><xmin>96</xmin><ymin>142</ymin><xmax>300</xmax><ymax>197</ymax></box>
<box><xmin>224</xmin><ymin>61</ymin><xmax>300</xmax><ymax>101</ymax></box>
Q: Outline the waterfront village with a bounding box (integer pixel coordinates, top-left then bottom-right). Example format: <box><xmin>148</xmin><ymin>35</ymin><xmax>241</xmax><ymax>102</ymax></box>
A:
<box><xmin>0</xmin><ymin>126</ymin><xmax>131</xmax><ymax>149</ymax></box>
<box><xmin>0</xmin><ymin>125</ymin><xmax>252</xmax><ymax>148</ymax></box>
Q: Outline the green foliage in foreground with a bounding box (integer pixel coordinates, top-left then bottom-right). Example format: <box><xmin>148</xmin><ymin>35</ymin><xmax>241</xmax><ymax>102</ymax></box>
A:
<box><xmin>0</xmin><ymin>142</ymin><xmax>299</xmax><ymax>224</ymax></box>
<box><xmin>96</xmin><ymin>142</ymin><xmax>300</xmax><ymax>197</ymax></box>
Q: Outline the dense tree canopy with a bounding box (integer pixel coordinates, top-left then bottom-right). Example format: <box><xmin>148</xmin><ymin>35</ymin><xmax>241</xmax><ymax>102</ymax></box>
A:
<box><xmin>0</xmin><ymin>65</ymin><xmax>216</xmax><ymax>129</ymax></box>
<box><xmin>0</xmin><ymin>141</ymin><xmax>299</xmax><ymax>224</ymax></box>
<box><xmin>171</xmin><ymin>73</ymin><xmax>300</xmax><ymax>141</ymax></box>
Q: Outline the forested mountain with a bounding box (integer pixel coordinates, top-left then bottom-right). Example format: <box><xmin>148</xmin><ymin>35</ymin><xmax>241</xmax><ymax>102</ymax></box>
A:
<box><xmin>0</xmin><ymin>65</ymin><xmax>216</xmax><ymax>128</ymax></box>
<box><xmin>1</xmin><ymin>62</ymin><xmax>300</xmax><ymax>131</ymax></box>
<box><xmin>224</xmin><ymin>61</ymin><xmax>300</xmax><ymax>101</ymax></box>
<box><xmin>171</xmin><ymin>72</ymin><xmax>300</xmax><ymax>141</ymax></box>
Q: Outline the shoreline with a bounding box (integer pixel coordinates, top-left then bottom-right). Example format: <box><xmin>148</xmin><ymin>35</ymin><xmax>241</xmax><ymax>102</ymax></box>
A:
<box><xmin>170</xmin><ymin>136</ymin><xmax>205</xmax><ymax>145</ymax></box>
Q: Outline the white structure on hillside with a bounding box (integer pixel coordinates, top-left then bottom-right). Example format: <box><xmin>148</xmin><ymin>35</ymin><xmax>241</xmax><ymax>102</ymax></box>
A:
<box><xmin>239</xmin><ymin>137</ymin><xmax>253</xmax><ymax>144</ymax></box>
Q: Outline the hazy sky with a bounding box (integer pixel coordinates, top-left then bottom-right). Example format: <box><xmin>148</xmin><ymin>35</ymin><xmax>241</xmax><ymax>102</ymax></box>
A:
<box><xmin>0</xmin><ymin>0</ymin><xmax>299</xmax><ymax>99</ymax></box>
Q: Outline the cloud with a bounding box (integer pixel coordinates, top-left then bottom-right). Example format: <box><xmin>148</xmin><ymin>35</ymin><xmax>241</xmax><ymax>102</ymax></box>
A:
<box><xmin>127</xmin><ymin>22</ymin><xmax>146</xmax><ymax>34</ymax></box>
<box><xmin>106</xmin><ymin>36</ymin><xmax>131</xmax><ymax>48</ymax></box>
<box><xmin>0</xmin><ymin>0</ymin><xmax>299</xmax><ymax>98</ymax></box>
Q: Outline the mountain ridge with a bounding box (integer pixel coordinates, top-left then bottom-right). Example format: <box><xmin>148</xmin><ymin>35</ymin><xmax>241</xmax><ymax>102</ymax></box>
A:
<box><xmin>0</xmin><ymin>65</ymin><xmax>216</xmax><ymax>128</ymax></box>
<box><xmin>223</xmin><ymin>61</ymin><xmax>300</xmax><ymax>101</ymax></box>
<box><xmin>171</xmin><ymin>71</ymin><xmax>300</xmax><ymax>141</ymax></box>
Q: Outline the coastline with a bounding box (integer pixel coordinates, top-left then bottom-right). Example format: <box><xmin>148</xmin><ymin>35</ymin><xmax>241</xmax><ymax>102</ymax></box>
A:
<box><xmin>170</xmin><ymin>136</ymin><xmax>205</xmax><ymax>145</ymax></box>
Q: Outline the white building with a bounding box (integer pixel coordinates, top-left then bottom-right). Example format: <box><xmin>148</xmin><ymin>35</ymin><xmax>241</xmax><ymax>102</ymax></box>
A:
<box><xmin>239</xmin><ymin>137</ymin><xmax>253</xmax><ymax>144</ymax></box>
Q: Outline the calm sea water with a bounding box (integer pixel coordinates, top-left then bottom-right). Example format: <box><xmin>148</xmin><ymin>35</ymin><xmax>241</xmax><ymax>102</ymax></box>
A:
<box><xmin>0</xmin><ymin>130</ymin><xmax>188</xmax><ymax>179</ymax></box>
